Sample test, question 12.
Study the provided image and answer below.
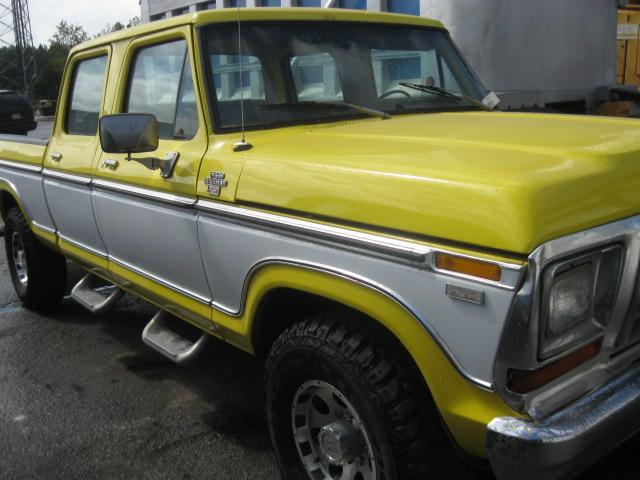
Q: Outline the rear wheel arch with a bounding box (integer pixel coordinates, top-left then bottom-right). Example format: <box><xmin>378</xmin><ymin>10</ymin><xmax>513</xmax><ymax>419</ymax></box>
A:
<box><xmin>4</xmin><ymin>205</ymin><xmax>66</xmax><ymax>310</ymax></box>
<box><xmin>0</xmin><ymin>185</ymin><xmax>29</xmax><ymax>224</ymax></box>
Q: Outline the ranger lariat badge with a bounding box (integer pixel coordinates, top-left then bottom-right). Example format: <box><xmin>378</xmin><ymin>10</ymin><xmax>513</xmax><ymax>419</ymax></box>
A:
<box><xmin>204</xmin><ymin>172</ymin><xmax>228</xmax><ymax>197</ymax></box>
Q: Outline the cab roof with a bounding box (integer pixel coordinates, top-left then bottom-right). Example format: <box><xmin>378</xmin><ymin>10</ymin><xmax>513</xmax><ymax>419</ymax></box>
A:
<box><xmin>73</xmin><ymin>7</ymin><xmax>446</xmax><ymax>53</ymax></box>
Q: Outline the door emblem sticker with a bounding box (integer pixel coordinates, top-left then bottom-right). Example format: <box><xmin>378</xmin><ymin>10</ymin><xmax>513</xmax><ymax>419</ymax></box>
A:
<box><xmin>204</xmin><ymin>172</ymin><xmax>228</xmax><ymax>197</ymax></box>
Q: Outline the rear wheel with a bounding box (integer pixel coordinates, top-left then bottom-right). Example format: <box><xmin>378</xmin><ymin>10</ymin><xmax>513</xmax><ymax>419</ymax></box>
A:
<box><xmin>5</xmin><ymin>206</ymin><xmax>66</xmax><ymax>310</ymax></box>
<box><xmin>265</xmin><ymin>314</ymin><xmax>457</xmax><ymax>480</ymax></box>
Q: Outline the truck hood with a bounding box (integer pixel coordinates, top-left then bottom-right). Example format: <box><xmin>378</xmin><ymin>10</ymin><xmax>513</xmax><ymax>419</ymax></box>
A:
<box><xmin>236</xmin><ymin>111</ymin><xmax>640</xmax><ymax>254</ymax></box>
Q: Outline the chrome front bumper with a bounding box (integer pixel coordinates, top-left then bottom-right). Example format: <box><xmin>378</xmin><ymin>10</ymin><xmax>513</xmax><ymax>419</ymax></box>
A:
<box><xmin>487</xmin><ymin>364</ymin><xmax>640</xmax><ymax>480</ymax></box>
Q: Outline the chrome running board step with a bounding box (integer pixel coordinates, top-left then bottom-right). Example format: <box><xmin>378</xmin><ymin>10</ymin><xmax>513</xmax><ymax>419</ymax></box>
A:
<box><xmin>142</xmin><ymin>310</ymin><xmax>209</xmax><ymax>365</ymax></box>
<box><xmin>71</xmin><ymin>273</ymin><xmax>124</xmax><ymax>314</ymax></box>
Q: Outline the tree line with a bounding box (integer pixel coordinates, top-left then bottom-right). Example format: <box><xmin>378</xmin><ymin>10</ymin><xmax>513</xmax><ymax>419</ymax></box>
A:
<box><xmin>0</xmin><ymin>17</ymin><xmax>140</xmax><ymax>101</ymax></box>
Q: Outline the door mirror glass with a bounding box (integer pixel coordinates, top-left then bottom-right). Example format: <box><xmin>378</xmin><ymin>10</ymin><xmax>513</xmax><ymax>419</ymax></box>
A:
<box><xmin>99</xmin><ymin>113</ymin><xmax>159</xmax><ymax>155</ymax></box>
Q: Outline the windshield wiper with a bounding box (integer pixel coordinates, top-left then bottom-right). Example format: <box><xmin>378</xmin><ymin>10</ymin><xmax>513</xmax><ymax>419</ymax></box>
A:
<box><xmin>263</xmin><ymin>101</ymin><xmax>391</xmax><ymax>120</ymax></box>
<box><xmin>399</xmin><ymin>82</ymin><xmax>492</xmax><ymax>112</ymax></box>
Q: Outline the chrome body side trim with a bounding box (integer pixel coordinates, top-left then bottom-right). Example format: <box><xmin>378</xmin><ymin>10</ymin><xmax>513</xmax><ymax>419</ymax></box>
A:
<box><xmin>93</xmin><ymin>178</ymin><xmax>195</xmax><ymax>208</ymax></box>
<box><xmin>109</xmin><ymin>255</ymin><xmax>211</xmax><ymax>306</ymax></box>
<box><xmin>215</xmin><ymin>257</ymin><xmax>493</xmax><ymax>390</ymax></box>
<box><xmin>196</xmin><ymin>199</ymin><xmax>524</xmax><ymax>290</ymax></box>
<box><xmin>92</xmin><ymin>188</ymin><xmax>211</xmax><ymax>304</ymax></box>
<box><xmin>0</xmin><ymin>159</ymin><xmax>42</xmax><ymax>174</ymax></box>
<box><xmin>487</xmin><ymin>364</ymin><xmax>640</xmax><ymax>480</ymax></box>
<box><xmin>32</xmin><ymin>221</ymin><xmax>56</xmax><ymax>235</ymax></box>
<box><xmin>59</xmin><ymin>233</ymin><xmax>108</xmax><ymax>259</ymax></box>
<box><xmin>42</xmin><ymin>168</ymin><xmax>92</xmax><ymax>186</ymax></box>
<box><xmin>44</xmin><ymin>170</ymin><xmax>108</xmax><ymax>256</ymax></box>
<box><xmin>197</xmin><ymin>212</ymin><xmax>516</xmax><ymax>388</ymax></box>
<box><xmin>494</xmin><ymin>215</ymin><xmax>640</xmax><ymax>416</ymax></box>
<box><xmin>197</xmin><ymin>199</ymin><xmax>430</xmax><ymax>262</ymax></box>
<box><xmin>0</xmin><ymin>155</ymin><xmax>521</xmax><ymax>389</ymax></box>
<box><xmin>0</xmin><ymin>164</ymin><xmax>57</xmax><ymax>232</ymax></box>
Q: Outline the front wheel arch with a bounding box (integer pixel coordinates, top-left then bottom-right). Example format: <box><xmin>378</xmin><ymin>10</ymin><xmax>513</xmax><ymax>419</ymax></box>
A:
<box><xmin>242</xmin><ymin>263</ymin><xmax>517</xmax><ymax>458</ymax></box>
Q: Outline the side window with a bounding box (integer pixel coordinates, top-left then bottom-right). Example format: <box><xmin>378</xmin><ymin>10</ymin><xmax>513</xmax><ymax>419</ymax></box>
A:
<box><xmin>371</xmin><ymin>49</ymin><xmax>462</xmax><ymax>96</ymax></box>
<box><xmin>66</xmin><ymin>55</ymin><xmax>108</xmax><ymax>135</ymax></box>
<box><xmin>290</xmin><ymin>53</ymin><xmax>343</xmax><ymax>101</ymax></box>
<box><xmin>174</xmin><ymin>57</ymin><xmax>198</xmax><ymax>138</ymax></box>
<box><xmin>126</xmin><ymin>40</ymin><xmax>198</xmax><ymax>139</ymax></box>
<box><xmin>211</xmin><ymin>54</ymin><xmax>265</xmax><ymax>101</ymax></box>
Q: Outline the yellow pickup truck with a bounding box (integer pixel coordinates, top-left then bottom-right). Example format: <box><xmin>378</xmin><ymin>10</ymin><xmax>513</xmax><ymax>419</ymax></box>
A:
<box><xmin>1</xmin><ymin>8</ymin><xmax>639</xmax><ymax>480</ymax></box>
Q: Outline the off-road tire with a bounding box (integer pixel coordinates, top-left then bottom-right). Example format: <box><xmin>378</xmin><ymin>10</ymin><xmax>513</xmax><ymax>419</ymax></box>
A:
<box><xmin>5</xmin><ymin>206</ymin><xmax>66</xmax><ymax>310</ymax></box>
<box><xmin>265</xmin><ymin>313</ymin><xmax>460</xmax><ymax>480</ymax></box>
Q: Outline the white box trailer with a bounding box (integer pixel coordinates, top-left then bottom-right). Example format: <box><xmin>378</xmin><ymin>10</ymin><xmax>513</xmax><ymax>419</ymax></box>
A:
<box><xmin>422</xmin><ymin>0</ymin><xmax>619</xmax><ymax>111</ymax></box>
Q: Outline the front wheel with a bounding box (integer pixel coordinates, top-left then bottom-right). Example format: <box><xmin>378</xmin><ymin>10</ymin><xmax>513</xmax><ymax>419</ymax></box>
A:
<box><xmin>265</xmin><ymin>314</ymin><xmax>454</xmax><ymax>480</ymax></box>
<box><xmin>5</xmin><ymin>206</ymin><xmax>66</xmax><ymax>310</ymax></box>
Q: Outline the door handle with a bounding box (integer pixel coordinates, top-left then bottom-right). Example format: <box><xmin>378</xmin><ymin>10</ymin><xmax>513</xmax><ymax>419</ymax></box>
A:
<box><xmin>50</xmin><ymin>152</ymin><xmax>62</xmax><ymax>162</ymax></box>
<box><xmin>101</xmin><ymin>159</ymin><xmax>119</xmax><ymax>170</ymax></box>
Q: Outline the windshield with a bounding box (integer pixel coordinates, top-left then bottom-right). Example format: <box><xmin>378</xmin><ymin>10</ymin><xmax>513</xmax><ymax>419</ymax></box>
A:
<box><xmin>203</xmin><ymin>21</ymin><xmax>487</xmax><ymax>131</ymax></box>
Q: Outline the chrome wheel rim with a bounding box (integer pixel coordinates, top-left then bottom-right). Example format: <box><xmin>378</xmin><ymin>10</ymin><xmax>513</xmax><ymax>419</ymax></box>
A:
<box><xmin>11</xmin><ymin>231</ymin><xmax>28</xmax><ymax>286</ymax></box>
<box><xmin>292</xmin><ymin>380</ymin><xmax>376</xmax><ymax>480</ymax></box>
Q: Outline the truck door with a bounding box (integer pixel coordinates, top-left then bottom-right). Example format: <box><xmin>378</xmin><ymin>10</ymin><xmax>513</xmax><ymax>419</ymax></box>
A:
<box><xmin>92</xmin><ymin>29</ymin><xmax>212</xmax><ymax>323</ymax></box>
<box><xmin>43</xmin><ymin>47</ymin><xmax>111</xmax><ymax>267</ymax></box>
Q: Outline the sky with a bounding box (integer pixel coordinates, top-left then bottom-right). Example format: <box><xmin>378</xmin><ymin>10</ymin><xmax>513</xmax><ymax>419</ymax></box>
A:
<box><xmin>29</xmin><ymin>0</ymin><xmax>141</xmax><ymax>46</ymax></box>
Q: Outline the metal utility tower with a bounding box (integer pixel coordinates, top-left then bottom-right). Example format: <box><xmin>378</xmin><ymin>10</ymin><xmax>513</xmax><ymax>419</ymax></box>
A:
<box><xmin>0</xmin><ymin>0</ymin><xmax>37</xmax><ymax>98</ymax></box>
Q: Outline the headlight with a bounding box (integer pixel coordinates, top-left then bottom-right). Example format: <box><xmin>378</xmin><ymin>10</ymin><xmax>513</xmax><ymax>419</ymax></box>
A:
<box><xmin>547</xmin><ymin>263</ymin><xmax>593</xmax><ymax>335</ymax></box>
<box><xmin>540</xmin><ymin>245</ymin><xmax>623</xmax><ymax>359</ymax></box>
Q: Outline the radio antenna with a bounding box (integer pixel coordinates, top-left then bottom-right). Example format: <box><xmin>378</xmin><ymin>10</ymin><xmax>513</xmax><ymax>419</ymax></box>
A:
<box><xmin>233</xmin><ymin>5</ymin><xmax>252</xmax><ymax>152</ymax></box>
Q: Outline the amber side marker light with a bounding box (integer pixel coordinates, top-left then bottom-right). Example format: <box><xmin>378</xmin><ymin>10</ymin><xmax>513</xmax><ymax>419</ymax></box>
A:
<box><xmin>508</xmin><ymin>338</ymin><xmax>603</xmax><ymax>395</ymax></box>
<box><xmin>434</xmin><ymin>253</ymin><xmax>502</xmax><ymax>282</ymax></box>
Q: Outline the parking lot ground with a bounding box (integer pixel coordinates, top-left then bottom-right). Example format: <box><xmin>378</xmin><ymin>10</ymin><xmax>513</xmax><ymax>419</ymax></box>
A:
<box><xmin>0</xmin><ymin>238</ymin><xmax>638</xmax><ymax>480</ymax></box>
<box><xmin>0</xmin><ymin>245</ymin><xmax>279</xmax><ymax>480</ymax></box>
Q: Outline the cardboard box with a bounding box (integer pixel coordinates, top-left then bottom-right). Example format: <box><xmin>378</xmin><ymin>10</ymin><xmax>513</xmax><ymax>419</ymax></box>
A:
<box><xmin>617</xmin><ymin>41</ymin><xmax>627</xmax><ymax>77</ymax></box>
<box><xmin>618</xmin><ymin>9</ymin><xmax>640</xmax><ymax>85</ymax></box>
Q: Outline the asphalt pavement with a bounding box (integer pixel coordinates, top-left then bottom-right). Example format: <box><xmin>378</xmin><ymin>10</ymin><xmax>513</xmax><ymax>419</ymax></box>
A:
<box><xmin>0</xmin><ymin>127</ymin><xmax>639</xmax><ymax>478</ymax></box>
<box><xmin>0</xmin><ymin>244</ymin><xmax>279</xmax><ymax>480</ymax></box>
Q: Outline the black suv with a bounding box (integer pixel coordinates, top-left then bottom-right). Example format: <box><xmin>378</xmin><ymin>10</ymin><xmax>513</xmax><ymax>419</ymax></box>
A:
<box><xmin>0</xmin><ymin>90</ymin><xmax>37</xmax><ymax>135</ymax></box>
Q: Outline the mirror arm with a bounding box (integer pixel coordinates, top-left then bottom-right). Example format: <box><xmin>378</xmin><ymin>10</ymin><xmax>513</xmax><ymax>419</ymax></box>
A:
<box><xmin>125</xmin><ymin>151</ymin><xmax>180</xmax><ymax>179</ymax></box>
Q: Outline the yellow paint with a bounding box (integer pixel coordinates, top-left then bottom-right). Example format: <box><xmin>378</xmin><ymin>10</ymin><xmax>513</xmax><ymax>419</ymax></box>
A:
<box><xmin>0</xmin><ymin>141</ymin><xmax>46</xmax><ymax>166</ymax></box>
<box><xmin>94</xmin><ymin>27</ymin><xmax>209</xmax><ymax>195</ymax></box>
<box><xmin>0</xmin><ymin>180</ymin><xmax>58</xmax><ymax>249</ymax></box>
<box><xmin>230</xmin><ymin>111</ymin><xmax>640</xmax><ymax>254</ymax></box>
<box><xmin>31</xmin><ymin>225</ymin><xmax>57</xmax><ymax>246</ymax></box>
<box><xmin>208</xmin><ymin>264</ymin><xmax>521</xmax><ymax>457</ymax></box>
<box><xmin>45</xmin><ymin>46</ymin><xmax>112</xmax><ymax>176</ymax></box>
<box><xmin>108</xmin><ymin>260</ymin><xmax>217</xmax><ymax>334</ymax></box>
<box><xmin>58</xmin><ymin>238</ymin><xmax>109</xmax><ymax>271</ymax></box>
<box><xmin>73</xmin><ymin>8</ymin><xmax>445</xmax><ymax>57</ymax></box>
<box><xmin>14</xmin><ymin>7</ymin><xmax>637</xmax><ymax>458</ymax></box>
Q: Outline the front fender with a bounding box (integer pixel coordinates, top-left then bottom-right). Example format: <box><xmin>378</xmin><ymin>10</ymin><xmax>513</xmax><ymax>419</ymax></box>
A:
<box><xmin>218</xmin><ymin>262</ymin><xmax>523</xmax><ymax>458</ymax></box>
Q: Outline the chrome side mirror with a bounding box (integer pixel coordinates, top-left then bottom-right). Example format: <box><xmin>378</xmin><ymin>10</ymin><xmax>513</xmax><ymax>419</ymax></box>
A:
<box><xmin>99</xmin><ymin>113</ymin><xmax>158</xmax><ymax>154</ymax></box>
<box><xmin>99</xmin><ymin>114</ymin><xmax>179</xmax><ymax>179</ymax></box>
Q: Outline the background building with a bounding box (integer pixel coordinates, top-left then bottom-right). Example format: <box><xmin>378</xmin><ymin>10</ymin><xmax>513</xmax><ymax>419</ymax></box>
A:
<box><xmin>140</xmin><ymin>1</ymin><xmax>421</xmax><ymax>23</ymax></box>
<box><xmin>140</xmin><ymin>0</ymin><xmax>619</xmax><ymax>112</ymax></box>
